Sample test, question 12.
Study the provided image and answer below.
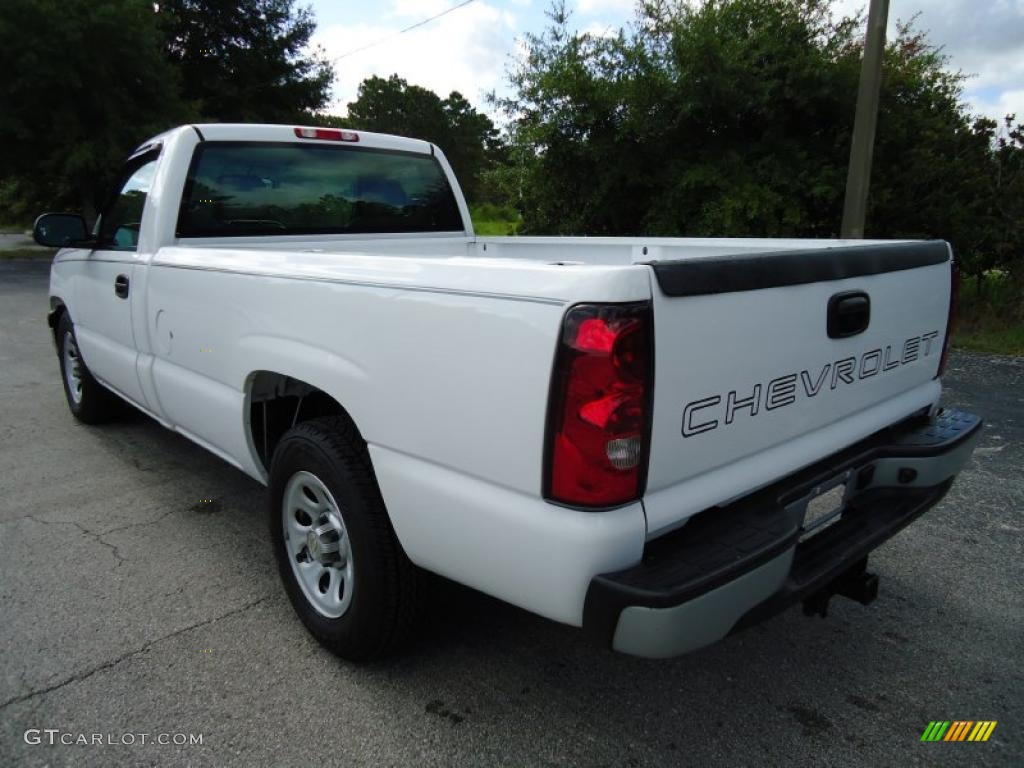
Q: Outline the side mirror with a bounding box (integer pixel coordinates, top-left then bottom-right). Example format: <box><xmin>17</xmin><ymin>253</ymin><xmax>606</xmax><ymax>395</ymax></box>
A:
<box><xmin>33</xmin><ymin>213</ymin><xmax>89</xmax><ymax>248</ymax></box>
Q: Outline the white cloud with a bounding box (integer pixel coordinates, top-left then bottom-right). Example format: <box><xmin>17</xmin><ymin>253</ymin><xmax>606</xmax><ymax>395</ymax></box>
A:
<box><xmin>580</xmin><ymin>20</ymin><xmax>618</xmax><ymax>37</ymax></box>
<box><xmin>314</xmin><ymin>1</ymin><xmax>516</xmax><ymax>114</ymax></box>
<box><xmin>575</xmin><ymin>0</ymin><xmax>635</xmax><ymax>13</ymax></box>
<box><xmin>389</xmin><ymin>0</ymin><xmax>455</xmax><ymax>19</ymax></box>
<box><xmin>967</xmin><ymin>88</ymin><xmax>1024</xmax><ymax>126</ymax></box>
<box><xmin>831</xmin><ymin>0</ymin><xmax>1024</xmax><ymax>122</ymax></box>
<box><xmin>312</xmin><ymin>0</ymin><xmax>1023</xmax><ymax>124</ymax></box>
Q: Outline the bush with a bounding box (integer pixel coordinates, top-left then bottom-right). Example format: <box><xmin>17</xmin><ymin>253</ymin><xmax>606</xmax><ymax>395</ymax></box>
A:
<box><xmin>954</xmin><ymin>271</ymin><xmax>1024</xmax><ymax>356</ymax></box>
<box><xmin>470</xmin><ymin>203</ymin><xmax>522</xmax><ymax>236</ymax></box>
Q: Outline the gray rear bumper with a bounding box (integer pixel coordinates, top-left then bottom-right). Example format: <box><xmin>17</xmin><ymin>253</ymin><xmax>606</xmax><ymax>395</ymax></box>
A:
<box><xmin>583</xmin><ymin>409</ymin><xmax>982</xmax><ymax>659</ymax></box>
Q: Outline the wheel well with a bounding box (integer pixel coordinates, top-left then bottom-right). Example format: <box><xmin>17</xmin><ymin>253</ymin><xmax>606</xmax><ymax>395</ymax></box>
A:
<box><xmin>48</xmin><ymin>300</ymin><xmax>67</xmax><ymax>348</ymax></box>
<box><xmin>247</xmin><ymin>372</ymin><xmax>355</xmax><ymax>472</ymax></box>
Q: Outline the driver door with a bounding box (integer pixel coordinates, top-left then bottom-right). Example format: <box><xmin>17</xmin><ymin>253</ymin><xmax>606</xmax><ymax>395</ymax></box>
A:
<box><xmin>74</xmin><ymin>150</ymin><xmax>160</xmax><ymax>409</ymax></box>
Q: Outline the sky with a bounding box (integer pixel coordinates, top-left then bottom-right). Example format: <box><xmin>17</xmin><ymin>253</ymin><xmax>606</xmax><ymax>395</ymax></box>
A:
<box><xmin>309</xmin><ymin>0</ymin><xmax>1024</xmax><ymax>128</ymax></box>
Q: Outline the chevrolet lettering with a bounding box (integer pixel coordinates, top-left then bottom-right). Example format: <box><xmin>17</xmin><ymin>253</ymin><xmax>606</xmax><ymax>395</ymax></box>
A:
<box><xmin>682</xmin><ymin>331</ymin><xmax>941</xmax><ymax>437</ymax></box>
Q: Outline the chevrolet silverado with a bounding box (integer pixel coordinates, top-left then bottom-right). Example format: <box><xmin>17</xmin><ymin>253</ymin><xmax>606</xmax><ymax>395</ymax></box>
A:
<box><xmin>35</xmin><ymin>123</ymin><xmax>981</xmax><ymax>660</ymax></box>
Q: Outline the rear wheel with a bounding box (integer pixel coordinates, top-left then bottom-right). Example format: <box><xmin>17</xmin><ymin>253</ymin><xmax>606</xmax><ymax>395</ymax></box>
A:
<box><xmin>268</xmin><ymin>416</ymin><xmax>420</xmax><ymax>660</ymax></box>
<box><xmin>56</xmin><ymin>313</ymin><xmax>120</xmax><ymax>424</ymax></box>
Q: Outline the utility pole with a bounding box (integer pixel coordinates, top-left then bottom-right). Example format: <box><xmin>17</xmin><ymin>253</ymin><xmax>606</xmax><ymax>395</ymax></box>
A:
<box><xmin>841</xmin><ymin>0</ymin><xmax>890</xmax><ymax>238</ymax></box>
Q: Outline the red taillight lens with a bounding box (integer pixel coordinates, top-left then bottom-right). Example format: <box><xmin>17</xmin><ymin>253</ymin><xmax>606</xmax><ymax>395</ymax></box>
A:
<box><xmin>546</xmin><ymin>303</ymin><xmax>653</xmax><ymax>507</ymax></box>
<box><xmin>293</xmin><ymin>127</ymin><xmax>359</xmax><ymax>142</ymax></box>
<box><xmin>937</xmin><ymin>258</ymin><xmax>959</xmax><ymax>377</ymax></box>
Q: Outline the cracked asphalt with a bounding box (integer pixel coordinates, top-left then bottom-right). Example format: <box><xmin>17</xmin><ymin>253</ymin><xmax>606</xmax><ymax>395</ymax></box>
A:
<box><xmin>1</xmin><ymin>259</ymin><xmax>1021</xmax><ymax>767</ymax></box>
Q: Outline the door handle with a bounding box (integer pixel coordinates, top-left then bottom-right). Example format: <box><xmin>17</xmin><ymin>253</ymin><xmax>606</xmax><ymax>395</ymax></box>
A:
<box><xmin>114</xmin><ymin>274</ymin><xmax>130</xmax><ymax>299</ymax></box>
<box><xmin>827</xmin><ymin>291</ymin><xmax>870</xmax><ymax>338</ymax></box>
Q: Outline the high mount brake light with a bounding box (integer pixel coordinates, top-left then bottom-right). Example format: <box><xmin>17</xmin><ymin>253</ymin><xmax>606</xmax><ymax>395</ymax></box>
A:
<box><xmin>936</xmin><ymin>258</ymin><xmax>959</xmax><ymax>378</ymax></box>
<box><xmin>293</xmin><ymin>127</ymin><xmax>359</xmax><ymax>142</ymax></box>
<box><xmin>545</xmin><ymin>303</ymin><xmax>653</xmax><ymax>508</ymax></box>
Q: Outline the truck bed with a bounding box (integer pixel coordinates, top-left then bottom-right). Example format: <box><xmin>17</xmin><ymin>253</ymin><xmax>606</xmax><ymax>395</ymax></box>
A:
<box><xmin>154</xmin><ymin>235</ymin><xmax>952</xmax><ymax>539</ymax></box>
<box><xmin>180</xmin><ymin>231</ymin><xmax>918</xmax><ymax>265</ymax></box>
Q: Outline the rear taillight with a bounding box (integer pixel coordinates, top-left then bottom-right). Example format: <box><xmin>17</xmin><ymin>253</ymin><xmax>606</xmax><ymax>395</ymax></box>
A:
<box><xmin>545</xmin><ymin>303</ymin><xmax>653</xmax><ymax>507</ymax></box>
<box><xmin>936</xmin><ymin>258</ymin><xmax>959</xmax><ymax>377</ymax></box>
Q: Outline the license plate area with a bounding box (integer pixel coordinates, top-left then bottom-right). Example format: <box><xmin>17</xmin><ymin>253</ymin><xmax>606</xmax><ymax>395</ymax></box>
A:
<box><xmin>792</xmin><ymin>473</ymin><xmax>851</xmax><ymax>542</ymax></box>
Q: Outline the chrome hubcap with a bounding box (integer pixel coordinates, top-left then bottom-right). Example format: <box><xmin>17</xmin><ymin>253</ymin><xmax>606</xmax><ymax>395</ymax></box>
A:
<box><xmin>283</xmin><ymin>471</ymin><xmax>354</xmax><ymax>618</ymax></box>
<box><xmin>62</xmin><ymin>331</ymin><xmax>83</xmax><ymax>405</ymax></box>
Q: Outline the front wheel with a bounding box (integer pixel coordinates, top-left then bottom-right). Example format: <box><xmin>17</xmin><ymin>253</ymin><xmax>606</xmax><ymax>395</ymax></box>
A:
<box><xmin>56</xmin><ymin>313</ymin><xmax>120</xmax><ymax>424</ymax></box>
<box><xmin>268</xmin><ymin>416</ymin><xmax>421</xmax><ymax>660</ymax></box>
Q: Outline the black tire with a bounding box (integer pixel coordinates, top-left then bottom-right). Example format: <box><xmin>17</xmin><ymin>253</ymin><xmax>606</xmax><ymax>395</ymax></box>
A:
<box><xmin>268</xmin><ymin>415</ymin><xmax>421</xmax><ymax>660</ymax></box>
<box><xmin>56</xmin><ymin>312</ymin><xmax>121</xmax><ymax>424</ymax></box>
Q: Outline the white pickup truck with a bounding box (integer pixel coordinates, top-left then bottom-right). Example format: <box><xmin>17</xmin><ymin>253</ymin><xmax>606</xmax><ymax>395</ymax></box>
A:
<box><xmin>37</xmin><ymin>123</ymin><xmax>980</xmax><ymax>660</ymax></box>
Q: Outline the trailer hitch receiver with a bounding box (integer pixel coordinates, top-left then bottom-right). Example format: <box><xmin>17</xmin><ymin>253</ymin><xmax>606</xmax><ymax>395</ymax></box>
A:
<box><xmin>802</xmin><ymin>558</ymin><xmax>878</xmax><ymax>618</ymax></box>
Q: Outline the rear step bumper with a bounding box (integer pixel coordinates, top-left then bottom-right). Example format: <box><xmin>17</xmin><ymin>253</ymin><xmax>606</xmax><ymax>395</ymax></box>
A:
<box><xmin>582</xmin><ymin>408</ymin><xmax>982</xmax><ymax>658</ymax></box>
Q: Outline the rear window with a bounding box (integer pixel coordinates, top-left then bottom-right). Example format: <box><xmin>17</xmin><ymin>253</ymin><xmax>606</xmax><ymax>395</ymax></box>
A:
<box><xmin>176</xmin><ymin>142</ymin><xmax>464</xmax><ymax>237</ymax></box>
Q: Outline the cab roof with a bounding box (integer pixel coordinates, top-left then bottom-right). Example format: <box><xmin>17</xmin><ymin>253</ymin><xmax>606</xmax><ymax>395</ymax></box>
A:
<box><xmin>138</xmin><ymin>123</ymin><xmax>434</xmax><ymax>156</ymax></box>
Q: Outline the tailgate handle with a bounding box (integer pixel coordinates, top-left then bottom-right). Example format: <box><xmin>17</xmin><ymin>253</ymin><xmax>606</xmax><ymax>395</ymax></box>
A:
<box><xmin>827</xmin><ymin>291</ymin><xmax>870</xmax><ymax>338</ymax></box>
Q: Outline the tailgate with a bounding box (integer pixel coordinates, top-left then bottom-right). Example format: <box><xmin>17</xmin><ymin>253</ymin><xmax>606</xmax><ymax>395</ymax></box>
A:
<box><xmin>641</xmin><ymin>240</ymin><xmax>953</xmax><ymax>537</ymax></box>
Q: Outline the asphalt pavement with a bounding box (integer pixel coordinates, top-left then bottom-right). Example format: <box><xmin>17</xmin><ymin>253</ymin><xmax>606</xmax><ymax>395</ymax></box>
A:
<box><xmin>0</xmin><ymin>258</ymin><xmax>1021</xmax><ymax>767</ymax></box>
<box><xmin>0</xmin><ymin>234</ymin><xmax>36</xmax><ymax>251</ymax></box>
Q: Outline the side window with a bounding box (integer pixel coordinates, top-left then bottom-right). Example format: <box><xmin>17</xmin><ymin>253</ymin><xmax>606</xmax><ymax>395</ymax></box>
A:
<box><xmin>97</xmin><ymin>156</ymin><xmax>159</xmax><ymax>251</ymax></box>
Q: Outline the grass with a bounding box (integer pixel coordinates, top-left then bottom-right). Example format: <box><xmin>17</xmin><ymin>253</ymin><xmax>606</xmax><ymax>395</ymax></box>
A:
<box><xmin>470</xmin><ymin>203</ymin><xmax>522</xmax><ymax>236</ymax></box>
<box><xmin>0</xmin><ymin>248</ymin><xmax>55</xmax><ymax>261</ymax></box>
<box><xmin>953</xmin><ymin>324</ymin><xmax>1024</xmax><ymax>357</ymax></box>
<box><xmin>473</xmin><ymin>218</ymin><xmax>521</xmax><ymax>236</ymax></box>
<box><xmin>953</xmin><ymin>272</ymin><xmax>1024</xmax><ymax>357</ymax></box>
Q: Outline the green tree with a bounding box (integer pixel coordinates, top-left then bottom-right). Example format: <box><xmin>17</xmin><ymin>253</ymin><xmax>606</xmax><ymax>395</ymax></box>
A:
<box><xmin>160</xmin><ymin>0</ymin><xmax>333</xmax><ymax>122</ymax></box>
<box><xmin>496</xmin><ymin>0</ymin><xmax>1022</xmax><ymax>288</ymax></box>
<box><xmin>866</xmin><ymin>21</ymin><xmax>1004</xmax><ymax>283</ymax></box>
<box><xmin>442</xmin><ymin>90</ymin><xmax>507</xmax><ymax>201</ymax></box>
<box><xmin>346</xmin><ymin>74</ymin><xmax>502</xmax><ymax>202</ymax></box>
<box><xmin>986</xmin><ymin>115</ymin><xmax>1024</xmax><ymax>307</ymax></box>
<box><xmin>495</xmin><ymin>0</ymin><xmax>863</xmax><ymax>235</ymax></box>
<box><xmin>0</xmin><ymin>0</ymin><xmax>191</xmax><ymax>220</ymax></box>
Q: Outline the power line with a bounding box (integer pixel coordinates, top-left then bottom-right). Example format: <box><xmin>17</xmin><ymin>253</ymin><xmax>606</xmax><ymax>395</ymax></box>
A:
<box><xmin>332</xmin><ymin>0</ymin><xmax>478</xmax><ymax>62</ymax></box>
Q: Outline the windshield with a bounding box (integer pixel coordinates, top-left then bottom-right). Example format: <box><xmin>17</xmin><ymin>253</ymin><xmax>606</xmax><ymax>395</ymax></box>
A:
<box><xmin>176</xmin><ymin>142</ymin><xmax>464</xmax><ymax>237</ymax></box>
